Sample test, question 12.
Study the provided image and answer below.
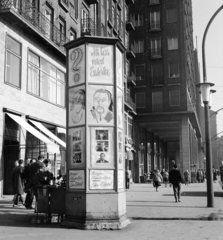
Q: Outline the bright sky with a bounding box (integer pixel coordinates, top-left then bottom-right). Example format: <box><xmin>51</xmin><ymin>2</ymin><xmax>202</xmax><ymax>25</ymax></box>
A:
<box><xmin>192</xmin><ymin>0</ymin><xmax>223</xmax><ymax>137</ymax></box>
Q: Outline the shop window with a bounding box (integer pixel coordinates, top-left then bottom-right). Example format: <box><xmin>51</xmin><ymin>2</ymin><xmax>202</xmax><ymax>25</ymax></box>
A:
<box><xmin>166</xmin><ymin>9</ymin><xmax>177</xmax><ymax>23</ymax></box>
<box><xmin>27</xmin><ymin>50</ymin><xmax>65</xmax><ymax>107</ymax></box>
<box><xmin>5</xmin><ymin>35</ymin><xmax>21</xmax><ymax>88</ymax></box>
<box><xmin>152</xmin><ymin>91</ymin><xmax>163</xmax><ymax>112</ymax></box>
<box><xmin>169</xmin><ymin>89</ymin><xmax>180</xmax><ymax>106</ymax></box>
<box><xmin>135</xmin><ymin>92</ymin><xmax>146</xmax><ymax>108</ymax></box>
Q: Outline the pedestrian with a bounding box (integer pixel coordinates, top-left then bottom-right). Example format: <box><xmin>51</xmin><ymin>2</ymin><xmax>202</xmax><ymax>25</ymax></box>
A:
<box><xmin>153</xmin><ymin>169</ymin><xmax>163</xmax><ymax>192</ymax></box>
<box><xmin>213</xmin><ymin>169</ymin><xmax>217</xmax><ymax>182</ymax></box>
<box><xmin>12</xmin><ymin>159</ymin><xmax>25</xmax><ymax>207</ymax></box>
<box><xmin>125</xmin><ymin>167</ymin><xmax>131</xmax><ymax>189</ymax></box>
<box><xmin>163</xmin><ymin>169</ymin><xmax>169</xmax><ymax>187</ymax></box>
<box><xmin>184</xmin><ymin>169</ymin><xmax>190</xmax><ymax>186</ymax></box>
<box><xmin>12</xmin><ymin>160</ymin><xmax>19</xmax><ymax>202</ymax></box>
<box><xmin>169</xmin><ymin>164</ymin><xmax>182</xmax><ymax>202</ymax></box>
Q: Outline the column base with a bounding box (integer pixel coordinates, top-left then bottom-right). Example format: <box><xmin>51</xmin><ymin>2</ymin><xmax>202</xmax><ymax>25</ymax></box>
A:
<box><xmin>61</xmin><ymin>215</ymin><xmax>130</xmax><ymax>230</ymax></box>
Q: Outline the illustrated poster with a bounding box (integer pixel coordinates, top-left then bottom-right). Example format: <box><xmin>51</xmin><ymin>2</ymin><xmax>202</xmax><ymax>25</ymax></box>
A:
<box><xmin>87</xmin><ymin>44</ymin><xmax>114</xmax><ymax>84</ymax></box>
<box><xmin>88</xmin><ymin>85</ymin><xmax>114</xmax><ymax>125</ymax></box>
<box><xmin>68</xmin><ymin>45</ymin><xmax>85</xmax><ymax>87</ymax></box>
<box><xmin>90</xmin><ymin>127</ymin><xmax>114</xmax><ymax>167</ymax></box>
<box><xmin>69</xmin><ymin>127</ymin><xmax>85</xmax><ymax>166</ymax></box>
<box><xmin>90</xmin><ymin>170</ymin><xmax>114</xmax><ymax>190</ymax></box>
<box><xmin>117</xmin><ymin>88</ymin><xmax>123</xmax><ymax>128</ymax></box>
<box><xmin>69</xmin><ymin>170</ymin><xmax>85</xmax><ymax>189</ymax></box>
<box><xmin>69</xmin><ymin>86</ymin><xmax>85</xmax><ymax>127</ymax></box>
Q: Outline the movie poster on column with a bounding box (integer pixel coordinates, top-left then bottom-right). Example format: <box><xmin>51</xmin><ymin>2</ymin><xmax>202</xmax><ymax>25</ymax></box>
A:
<box><xmin>116</xmin><ymin>47</ymin><xmax>123</xmax><ymax>89</ymax></box>
<box><xmin>118</xmin><ymin>170</ymin><xmax>124</xmax><ymax>189</ymax></box>
<box><xmin>87</xmin><ymin>44</ymin><xmax>114</xmax><ymax>84</ymax></box>
<box><xmin>69</xmin><ymin>170</ymin><xmax>85</xmax><ymax>189</ymax></box>
<box><xmin>88</xmin><ymin>85</ymin><xmax>114</xmax><ymax>126</ymax></box>
<box><xmin>68</xmin><ymin>45</ymin><xmax>85</xmax><ymax>87</ymax></box>
<box><xmin>69</xmin><ymin>127</ymin><xmax>85</xmax><ymax>167</ymax></box>
<box><xmin>69</xmin><ymin>86</ymin><xmax>85</xmax><ymax>127</ymax></box>
<box><xmin>117</xmin><ymin>130</ymin><xmax>124</xmax><ymax>169</ymax></box>
<box><xmin>90</xmin><ymin>127</ymin><xmax>114</xmax><ymax>168</ymax></box>
<box><xmin>117</xmin><ymin>88</ymin><xmax>123</xmax><ymax>129</ymax></box>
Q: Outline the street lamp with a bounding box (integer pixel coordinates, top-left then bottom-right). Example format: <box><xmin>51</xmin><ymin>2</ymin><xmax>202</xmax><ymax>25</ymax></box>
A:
<box><xmin>196</xmin><ymin>82</ymin><xmax>215</xmax><ymax>207</ymax></box>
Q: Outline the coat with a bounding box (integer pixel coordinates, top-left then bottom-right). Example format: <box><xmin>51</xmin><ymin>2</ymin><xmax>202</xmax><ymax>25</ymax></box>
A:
<box><xmin>169</xmin><ymin>168</ymin><xmax>182</xmax><ymax>184</ymax></box>
<box><xmin>12</xmin><ymin>166</ymin><xmax>24</xmax><ymax>195</ymax></box>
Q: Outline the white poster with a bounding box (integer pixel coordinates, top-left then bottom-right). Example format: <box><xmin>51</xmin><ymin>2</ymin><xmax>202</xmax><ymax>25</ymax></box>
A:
<box><xmin>118</xmin><ymin>130</ymin><xmax>123</xmax><ymax>168</ymax></box>
<box><xmin>116</xmin><ymin>47</ymin><xmax>123</xmax><ymax>89</ymax></box>
<box><xmin>117</xmin><ymin>88</ymin><xmax>123</xmax><ymax>129</ymax></box>
<box><xmin>90</xmin><ymin>127</ymin><xmax>114</xmax><ymax>167</ymax></box>
<box><xmin>69</xmin><ymin>86</ymin><xmax>85</xmax><ymax>127</ymax></box>
<box><xmin>69</xmin><ymin>170</ymin><xmax>85</xmax><ymax>189</ymax></box>
<box><xmin>68</xmin><ymin>45</ymin><xmax>85</xmax><ymax>87</ymax></box>
<box><xmin>69</xmin><ymin>127</ymin><xmax>85</xmax><ymax>166</ymax></box>
<box><xmin>90</xmin><ymin>170</ymin><xmax>114</xmax><ymax>190</ymax></box>
<box><xmin>118</xmin><ymin>170</ymin><xmax>124</xmax><ymax>189</ymax></box>
<box><xmin>88</xmin><ymin>85</ymin><xmax>114</xmax><ymax>125</ymax></box>
<box><xmin>87</xmin><ymin>44</ymin><xmax>114</xmax><ymax>84</ymax></box>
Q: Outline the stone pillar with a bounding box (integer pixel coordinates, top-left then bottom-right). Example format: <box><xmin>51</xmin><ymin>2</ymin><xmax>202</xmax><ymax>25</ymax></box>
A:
<box><xmin>179</xmin><ymin>116</ymin><xmax>190</xmax><ymax>174</ymax></box>
<box><xmin>63</xmin><ymin>37</ymin><xmax>130</xmax><ymax>229</ymax></box>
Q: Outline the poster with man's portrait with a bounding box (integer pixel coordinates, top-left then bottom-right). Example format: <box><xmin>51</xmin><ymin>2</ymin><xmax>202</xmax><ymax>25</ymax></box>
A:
<box><xmin>117</xmin><ymin>88</ymin><xmax>123</xmax><ymax>128</ymax></box>
<box><xmin>90</xmin><ymin>127</ymin><xmax>114</xmax><ymax>167</ymax></box>
<box><xmin>88</xmin><ymin>85</ymin><xmax>114</xmax><ymax>125</ymax></box>
<box><xmin>68</xmin><ymin>45</ymin><xmax>85</xmax><ymax>87</ymax></box>
<box><xmin>69</xmin><ymin>86</ymin><xmax>86</xmax><ymax>127</ymax></box>
<box><xmin>116</xmin><ymin>47</ymin><xmax>123</xmax><ymax>89</ymax></box>
<box><xmin>69</xmin><ymin>127</ymin><xmax>85</xmax><ymax>166</ymax></box>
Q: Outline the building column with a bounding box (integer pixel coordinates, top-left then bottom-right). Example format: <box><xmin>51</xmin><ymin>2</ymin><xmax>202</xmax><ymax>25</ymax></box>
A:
<box><xmin>179</xmin><ymin>116</ymin><xmax>190</xmax><ymax>174</ymax></box>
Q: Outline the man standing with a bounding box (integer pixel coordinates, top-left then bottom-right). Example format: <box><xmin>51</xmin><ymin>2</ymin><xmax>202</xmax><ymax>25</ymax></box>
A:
<box><xmin>169</xmin><ymin>164</ymin><xmax>182</xmax><ymax>202</ymax></box>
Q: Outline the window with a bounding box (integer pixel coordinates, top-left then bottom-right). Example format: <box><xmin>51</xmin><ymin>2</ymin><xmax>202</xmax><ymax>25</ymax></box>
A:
<box><xmin>150</xmin><ymin>11</ymin><xmax>160</xmax><ymax>30</ymax></box>
<box><xmin>128</xmin><ymin>116</ymin><xmax>133</xmax><ymax>139</ymax></box>
<box><xmin>59</xmin><ymin>16</ymin><xmax>66</xmax><ymax>43</ymax></box>
<box><xmin>134</xmin><ymin>14</ymin><xmax>143</xmax><ymax>27</ymax></box>
<box><xmin>167</xmin><ymin>9</ymin><xmax>177</xmax><ymax>23</ymax></box>
<box><xmin>152</xmin><ymin>92</ymin><xmax>163</xmax><ymax>112</ymax></box>
<box><xmin>151</xmin><ymin>38</ymin><xmax>161</xmax><ymax>57</ymax></box>
<box><xmin>135</xmin><ymin>92</ymin><xmax>146</xmax><ymax>108</ymax></box>
<box><xmin>81</xmin><ymin>8</ymin><xmax>89</xmax><ymax>32</ymax></box>
<box><xmin>169</xmin><ymin>90</ymin><xmax>180</xmax><ymax>106</ymax></box>
<box><xmin>151</xmin><ymin>64</ymin><xmax>163</xmax><ymax>85</ymax></box>
<box><xmin>134</xmin><ymin>40</ymin><xmax>144</xmax><ymax>53</ymax></box>
<box><xmin>168</xmin><ymin>37</ymin><xmax>178</xmax><ymax>50</ymax></box>
<box><xmin>27</xmin><ymin>51</ymin><xmax>65</xmax><ymax>107</ymax></box>
<box><xmin>135</xmin><ymin>65</ymin><xmax>145</xmax><ymax>80</ymax></box>
<box><xmin>5</xmin><ymin>36</ymin><xmax>21</xmax><ymax>88</ymax></box>
<box><xmin>149</xmin><ymin>0</ymin><xmax>160</xmax><ymax>4</ymax></box>
<box><xmin>169</xmin><ymin>63</ymin><xmax>179</xmax><ymax>78</ymax></box>
<box><xmin>70</xmin><ymin>0</ymin><xmax>78</xmax><ymax>19</ymax></box>
<box><xmin>70</xmin><ymin>28</ymin><xmax>77</xmax><ymax>40</ymax></box>
<box><xmin>124</xmin><ymin>114</ymin><xmax>128</xmax><ymax>136</ymax></box>
<box><xmin>44</xmin><ymin>4</ymin><xmax>54</xmax><ymax>39</ymax></box>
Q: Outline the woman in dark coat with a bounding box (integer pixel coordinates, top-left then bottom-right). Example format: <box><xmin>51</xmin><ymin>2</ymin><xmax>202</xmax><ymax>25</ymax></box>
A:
<box><xmin>12</xmin><ymin>159</ymin><xmax>24</xmax><ymax>207</ymax></box>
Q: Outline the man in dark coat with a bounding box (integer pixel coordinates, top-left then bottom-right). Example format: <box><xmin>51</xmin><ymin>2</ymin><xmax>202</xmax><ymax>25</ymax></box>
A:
<box><xmin>12</xmin><ymin>159</ymin><xmax>24</xmax><ymax>207</ymax></box>
<box><xmin>169</xmin><ymin>164</ymin><xmax>182</xmax><ymax>202</ymax></box>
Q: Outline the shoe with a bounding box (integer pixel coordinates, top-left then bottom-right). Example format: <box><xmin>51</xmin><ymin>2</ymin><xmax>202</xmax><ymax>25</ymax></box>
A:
<box><xmin>175</xmin><ymin>200</ymin><xmax>177</xmax><ymax>202</ymax></box>
<box><xmin>13</xmin><ymin>204</ymin><xmax>19</xmax><ymax>208</ymax></box>
<box><xmin>178</xmin><ymin>199</ymin><xmax>181</xmax><ymax>202</ymax></box>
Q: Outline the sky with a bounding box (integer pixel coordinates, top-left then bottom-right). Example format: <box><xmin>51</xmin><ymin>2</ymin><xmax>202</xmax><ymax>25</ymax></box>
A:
<box><xmin>192</xmin><ymin>0</ymin><xmax>223</xmax><ymax>137</ymax></box>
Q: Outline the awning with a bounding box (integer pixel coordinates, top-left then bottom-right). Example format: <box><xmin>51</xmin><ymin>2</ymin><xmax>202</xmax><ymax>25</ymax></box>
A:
<box><xmin>29</xmin><ymin>120</ymin><xmax>66</xmax><ymax>148</ymax></box>
<box><xmin>7</xmin><ymin>113</ymin><xmax>60</xmax><ymax>154</ymax></box>
<box><xmin>57</xmin><ymin>127</ymin><xmax>66</xmax><ymax>134</ymax></box>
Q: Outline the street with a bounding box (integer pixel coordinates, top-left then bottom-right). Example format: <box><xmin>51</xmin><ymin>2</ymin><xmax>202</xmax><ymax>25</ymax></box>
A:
<box><xmin>0</xmin><ymin>180</ymin><xmax>223</xmax><ymax>240</ymax></box>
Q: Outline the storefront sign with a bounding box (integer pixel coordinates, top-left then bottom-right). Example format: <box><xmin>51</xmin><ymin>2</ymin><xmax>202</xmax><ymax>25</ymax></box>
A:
<box><xmin>69</xmin><ymin>170</ymin><xmax>85</xmax><ymax>189</ymax></box>
<box><xmin>90</xmin><ymin>170</ymin><xmax>114</xmax><ymax>190</ymax></box>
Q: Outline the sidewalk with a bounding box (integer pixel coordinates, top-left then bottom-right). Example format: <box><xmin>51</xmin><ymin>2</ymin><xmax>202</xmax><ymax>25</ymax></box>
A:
<box><xmin>0</xmin><ymin>180</ymin><xmax>223</xmax><ymax>240</ymax></box>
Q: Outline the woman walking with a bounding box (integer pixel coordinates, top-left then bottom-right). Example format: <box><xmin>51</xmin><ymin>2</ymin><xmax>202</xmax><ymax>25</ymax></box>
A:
<box><xmin>153</xmin><ymin>169</ymin><xmax>163</xmax><ymax>192</ymax></box>
<box><xmin>12</xmin><ymin>159</ymin><xmax>25</xmax><ymax>207</ymax></box>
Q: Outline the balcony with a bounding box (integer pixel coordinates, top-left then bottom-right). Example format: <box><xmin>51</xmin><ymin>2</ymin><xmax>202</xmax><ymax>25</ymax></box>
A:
<box><xmin>59</xmin><ymin>0</ymin><xmax>69</xmax><ymax>12</ymax></box>
<box><xmin>150</xmin><ymin>21</ymin><xmax>161</xmax><ymax>31</ymax></box>
<box><xmin>85</xmin><ymin>0</ymin><xmax>99</xmax><ymax>4</ymax></box>
<box><xmin>125</xmin><ymin>43</ymin><xmax>136</xmax><ymax>59</ymax></box>
<box><xmin>124</xmin><ymin>92</ymin><xmax>136</xmax><ymax>114</ymax></box>
<box><xmin>126</xmin><ymin>19</ymin><xmax>135</xmax><ymax>31</ymax></box>
<box><xmin>151</xmin><ymin>48</ymin><xmax>162</xmax><ymax>59</ymax></box>
<box><xmin>127</xmin><ymin>73</ymin><xmax>136</xmax><ymax>86</ymax></box>
<box><xmin>0</xmin><ymin>0</ymin><xmax>69</xmax><ymax>56</ymax></box>
<box><xmin>125</xmin><ymin>0</ymin><xmax>134</xmax><ymax>4</ymax></box>
<box><xmin>81</xmin><ymin>18</ymin><xmax>99</xmax><ymax>36</ymax></box>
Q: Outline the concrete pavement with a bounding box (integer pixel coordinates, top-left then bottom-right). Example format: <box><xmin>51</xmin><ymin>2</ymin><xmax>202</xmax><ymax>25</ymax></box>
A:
<box><xmin>0</xmin><ymin>179</ymin><xmax>223</xmax><ymax>240</ymax></box>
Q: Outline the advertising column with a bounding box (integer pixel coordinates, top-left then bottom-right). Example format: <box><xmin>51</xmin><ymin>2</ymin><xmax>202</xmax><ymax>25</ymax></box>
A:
<box><xmin>63</xmin><ymin>37</ymin><xmax>130</xmax><ymax>230</ymax></box>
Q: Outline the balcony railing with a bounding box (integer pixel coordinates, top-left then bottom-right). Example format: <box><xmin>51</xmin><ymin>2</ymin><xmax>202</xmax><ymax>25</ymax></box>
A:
<box><xmin>151</xmin><ymin>48</ymin><xmax>162</xmax><ymax>58</ymax></box>
<box><xmin>81</xmin><ymin>18</ymin><xmax>99</xmax><ymax>36</ymax></box>
<box><xmin>0</xmin><ymin>0</ymin><xmax>70</xmax><ymax>53</ymax></box>
<box><xmin>124</xmin><ymin>92</ymin><xmax>136</xmax><ymax>112</ymax></box>
<box><xmin>127</xmin><ymin>72</ymin><xmax>136</xmax><ymax>86</ymax></box>
<box><xmin>150</xmin><ymin>21</ymin><xmax>160</xmax><ymax>30</ymax></box>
